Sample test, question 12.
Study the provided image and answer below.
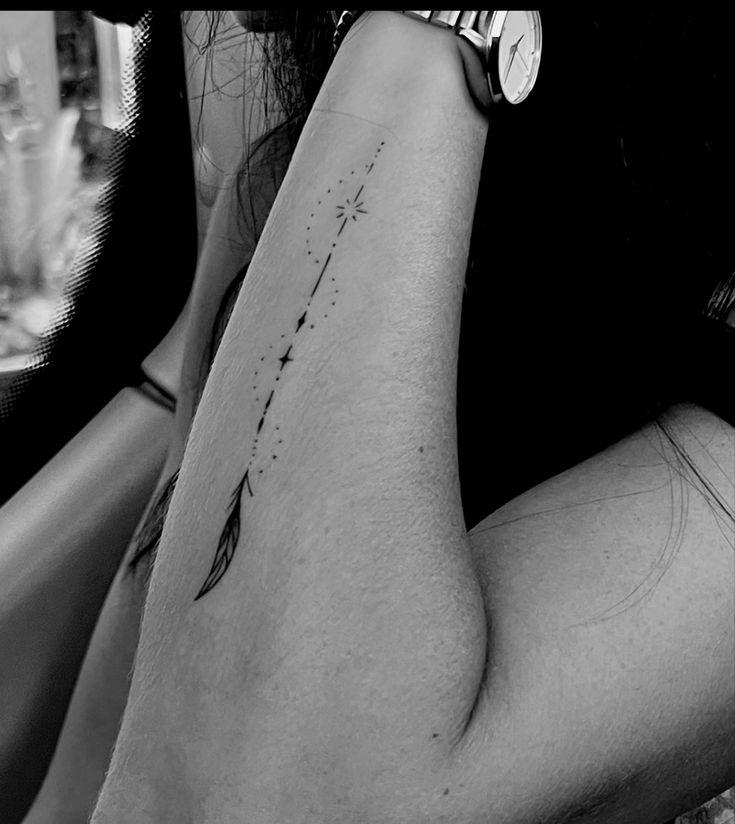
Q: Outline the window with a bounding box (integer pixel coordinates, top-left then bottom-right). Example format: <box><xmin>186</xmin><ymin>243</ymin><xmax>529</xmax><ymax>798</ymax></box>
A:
<box><xmin>0</xmin><ymin>11</ymin><xmax>131</xmax><ymax>388</ymax></box>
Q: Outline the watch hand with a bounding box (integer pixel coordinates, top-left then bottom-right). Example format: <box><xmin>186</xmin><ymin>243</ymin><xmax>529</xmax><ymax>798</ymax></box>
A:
<box><xmin>503</xmin><ymin>45</ymin><xmax>517</xmax><ymax>82</ymax></box>
<box><xmin>515</xmin><ymin>47</ymin><xmax>529</xmax><ymax>72</ymax></box>
<box><xmin>513</xmin><ymin>33</ymin><xmax>525</xmax><ymax>49</ymax></box>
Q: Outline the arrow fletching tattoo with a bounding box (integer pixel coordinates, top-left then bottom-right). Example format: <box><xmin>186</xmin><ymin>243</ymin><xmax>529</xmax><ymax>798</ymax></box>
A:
<box><xmin>195</xmin><ymin>471</ymin><xmax>252</xmax><ymax>600</ymax></box>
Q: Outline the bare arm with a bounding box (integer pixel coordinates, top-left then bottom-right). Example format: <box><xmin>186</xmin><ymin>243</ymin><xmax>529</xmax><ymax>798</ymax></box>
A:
<box><xmin>91</xmin><ymin>12</ymin><xmax>734</xmax><ymax>824</ymax></box>
<box><xmin>93</xmin><ymin>12</ymin><xmax>489</xmax><ymax>821</ymax></box>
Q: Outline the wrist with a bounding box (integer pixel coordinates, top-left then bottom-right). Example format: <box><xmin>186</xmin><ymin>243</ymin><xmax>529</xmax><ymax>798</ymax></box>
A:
<box><xmin>325</xmin><ymin>11</ymin><xmax>489</xmax><ymax>122</ymax></box>
<box><xmin>334</xmin><ymin>11</ymin><xmax>546</xmax><ymax>110</ymax></box>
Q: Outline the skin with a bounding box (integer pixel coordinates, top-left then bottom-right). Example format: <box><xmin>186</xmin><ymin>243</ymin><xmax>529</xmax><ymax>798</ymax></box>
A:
<box><xmin>1</xmin><ymin>388</ymin><xmax>173</xmax><ymax>824</ymax></box>
<box><xmin>85</xmin><ymin>12</ymin><xmax>733</xmax><ymax>824</ymax></box>
<box><xmin>3</xmin><ymin>292</ymin><xmax>189</xmax><ymax>824</ymax></box>
<box><xmin>22</xmin><ymin>11</ymin><xmax>734</xmax><ymax>824</ymax></box>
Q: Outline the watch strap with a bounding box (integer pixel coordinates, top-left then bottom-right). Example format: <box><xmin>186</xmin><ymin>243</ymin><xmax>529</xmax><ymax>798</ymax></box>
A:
<box><xmin>401</xmin><ymin>11</ymin><xmax>481</xmax><ymax>31</ymax></box>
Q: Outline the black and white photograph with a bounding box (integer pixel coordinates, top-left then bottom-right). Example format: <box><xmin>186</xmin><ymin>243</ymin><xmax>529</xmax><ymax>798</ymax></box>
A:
<box><xmin>0</xmin><ymin>10</ymin><xmax>733</xmax><ymax>824</ymax></box>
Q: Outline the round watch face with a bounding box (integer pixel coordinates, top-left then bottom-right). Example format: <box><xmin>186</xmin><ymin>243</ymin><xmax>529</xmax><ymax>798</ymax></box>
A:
<box><xmin>490</xmin><ymin>10</ymin><xmax>542</xmax><ymax>104</ymax></box>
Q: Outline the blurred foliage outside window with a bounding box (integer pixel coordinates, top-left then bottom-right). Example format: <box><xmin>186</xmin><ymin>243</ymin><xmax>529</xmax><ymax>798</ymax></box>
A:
<box><xmin>0</xmin><ymin>11</ymin><xmax>130</xmax><ymax>380</ymax></box>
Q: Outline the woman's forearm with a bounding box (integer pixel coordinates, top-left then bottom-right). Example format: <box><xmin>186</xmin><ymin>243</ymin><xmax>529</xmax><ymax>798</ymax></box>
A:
<box><xmin>95</xmin><ymin>13</ymin><xmax>490</xmax><ymax>820</ymax></box>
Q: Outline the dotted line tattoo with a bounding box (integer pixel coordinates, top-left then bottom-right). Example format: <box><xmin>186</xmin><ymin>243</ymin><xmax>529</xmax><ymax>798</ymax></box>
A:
<box><xmin>195</xmin><ymin>141</ymin><xmax>386</xmax><ymax>600</ymax></box>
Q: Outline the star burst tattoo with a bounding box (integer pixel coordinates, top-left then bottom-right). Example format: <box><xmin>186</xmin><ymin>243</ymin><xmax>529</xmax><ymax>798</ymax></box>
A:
<box><xmin>335</xmin><ymin>191</ymin><xmax>367</xmax><ymax>236</ymax></box>
<box><xmin>195</xmin><ymin>140</ymin><xmax>386</xmax><ymax>600</ymax></box>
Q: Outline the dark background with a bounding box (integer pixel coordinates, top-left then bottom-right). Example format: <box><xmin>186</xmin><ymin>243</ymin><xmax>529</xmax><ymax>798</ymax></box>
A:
<box><xmin>457</xmin><ymin>10</ymin><xmax>735</xmax><ymax>527</ymax></box>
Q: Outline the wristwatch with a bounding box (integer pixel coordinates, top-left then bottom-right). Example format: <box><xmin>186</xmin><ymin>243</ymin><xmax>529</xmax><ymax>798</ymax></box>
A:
<box><xmin>332</xmin><ymin>11</ymin><xmax>542</xmax><ymax>106</ymax></box>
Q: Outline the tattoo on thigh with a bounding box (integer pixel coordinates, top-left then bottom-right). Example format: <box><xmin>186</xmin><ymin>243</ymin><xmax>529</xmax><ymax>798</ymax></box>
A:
<box><xmin>195</xmin><ymin>141</ymin><xmax>386</xmax><ymax>600</ymax></box>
